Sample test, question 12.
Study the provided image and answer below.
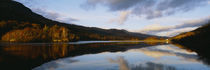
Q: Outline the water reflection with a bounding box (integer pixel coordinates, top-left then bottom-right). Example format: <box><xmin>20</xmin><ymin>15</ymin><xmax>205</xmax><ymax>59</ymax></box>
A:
<box><xmin>1</xmin><ymin>41</ymin><xmax>210</xmax><ymax>70</ymax></box>
<box><xmin>109</xmin><ymin>56</ymin><xmax>129</xmax><ymax>70</ymax></box>
<box><xmin>131</xmin><ymin>45</ymin><xmax>198</xmax><ymax>61</ymax></box>
<box><xmin>132</xmin><ymin>62</ymin><xmax>176</xmax><ymax>70</ymax></box>
<box><xmin>173</xmin><ymin>44</ymin><xmax>210</xmax><ymax>65</ymax></box>
<box><xmin>108</xmin><ymin>56</ymin><xmax>176</xmax><ymax>70</ymax></box>
<box><xmin>33</xmin><ymin>44</ymin><xmax>210</xmax><ymax>70</ymax></box>
<box><xmin>0</xmin><ymin>42</ymin><xmax>159</xmax><ymax>70</ymax></box>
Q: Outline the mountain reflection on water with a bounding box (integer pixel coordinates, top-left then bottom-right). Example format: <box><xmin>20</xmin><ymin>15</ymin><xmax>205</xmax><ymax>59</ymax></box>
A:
<box><xmin>0</xmin><ymin>41</ymin><xmax>210</xmax><ymax>70</ymax></box>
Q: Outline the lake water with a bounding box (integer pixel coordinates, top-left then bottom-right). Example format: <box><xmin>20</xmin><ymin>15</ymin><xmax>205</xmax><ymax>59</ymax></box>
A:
<box><xmin>0</xmin><ymin>41</ymin><xmax>210</xmax><ymax>70</ymax></box>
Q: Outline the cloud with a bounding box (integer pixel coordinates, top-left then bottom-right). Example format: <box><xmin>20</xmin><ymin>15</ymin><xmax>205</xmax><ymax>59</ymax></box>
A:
<box><xmin>138</xmin><ymin>24</ymin><xmax>172</xmax><ymax>34</ymax></box>
<box><xmin>156</xmin><ymin>27</ymin><xmax>198</xmax><ymax>37</ymax></box>
<box><xmin>81</xmin><ymin>0</ymin><xmax>141</xmax><ymax>11</ymax></box>
<box><xmin>208</xmin><ymin>1</ymin><xmax>210</xmax><ymax>4</ymax></box>
<box><xmin>32</xmin><ymin>8</ymin><xmax>79</xmax><ymax>23</ymax></box>
<box><xmin>175</xmin><ymin>16</ymin><xmax>210</xmax><ymax>29</ymax></box>
<box><xmin>108</xmin><ymin>11</ymin><xmax>130</xmax><ymax>24</ymax></box>
<box><xmin>82</xmin><ymin>0</ymin><xmax>208</xmax><ymax>19</ymax></box>
<box><xmin>137</xmin><ymin>16</ymin><xmax>210</xmax><ymax>36</ymax></box>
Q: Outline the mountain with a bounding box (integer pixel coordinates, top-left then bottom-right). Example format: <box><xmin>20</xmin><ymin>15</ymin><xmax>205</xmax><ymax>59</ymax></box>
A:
<box><xmin>171</xmin><ymin>21</ymin><xmax>210</xmax><ymax>60</ymax></box>
<box><xmin>0</xmin><ymin>0</ymin><xmax>166</xmax><ymax>42</ymax></box>
<box><xmin>171</xmin><ymin>21</ymin><xmax>210</xmax><ymax>46</ymax></box>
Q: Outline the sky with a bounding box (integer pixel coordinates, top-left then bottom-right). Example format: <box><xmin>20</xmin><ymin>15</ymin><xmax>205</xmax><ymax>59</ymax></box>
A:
<box><xmin>15</xmin><ymin>0</ymin><xmax>210</xmax><ymax>37</ymax></box>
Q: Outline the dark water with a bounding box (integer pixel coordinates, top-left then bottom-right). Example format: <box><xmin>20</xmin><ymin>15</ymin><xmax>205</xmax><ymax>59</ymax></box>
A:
<box><xmin>0</xmin><ymin>41</ymin><xmax>210</xmax><ymax>70</ymax></box>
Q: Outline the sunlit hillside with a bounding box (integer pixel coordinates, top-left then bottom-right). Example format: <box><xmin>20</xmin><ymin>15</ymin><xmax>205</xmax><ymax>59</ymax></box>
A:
<box><xmin>171</xmin><ymin>21</ymin><xmax>210</xmax><ymax>45</ymax></box>
<box><xmin>0</xmin><ymin>0</ymin><xmax>166</xmax><ymax>42</ymax></box>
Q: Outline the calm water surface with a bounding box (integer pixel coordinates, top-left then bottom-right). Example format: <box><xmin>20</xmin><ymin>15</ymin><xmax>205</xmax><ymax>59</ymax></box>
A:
<box><xmin>0</xmin><ymin>41</ymin><xmax>209</xmax><ymax>70</ymax></box>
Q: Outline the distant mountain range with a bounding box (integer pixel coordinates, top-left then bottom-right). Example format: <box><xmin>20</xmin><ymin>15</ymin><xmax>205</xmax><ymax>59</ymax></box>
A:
<box><xmin>0</xmin><ymin>0</ymin><xmax>166</xmax><ymax>42</ymax></box>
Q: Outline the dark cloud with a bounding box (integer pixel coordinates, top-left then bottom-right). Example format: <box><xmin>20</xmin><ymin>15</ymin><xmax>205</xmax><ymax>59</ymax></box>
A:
<box><xmin>82</xmin><ymin>0</ymin><xmax>208</xmax><ymax>19</ymax></box>
<box><xmin>81</xmin><ymin>0</ymin><xmax>142</xmax><ymax>11</ymax></box>
<box><xmin>157</xmin><ymin>0</ymin><xmax>205</xmax><ymax>11</ymax></box>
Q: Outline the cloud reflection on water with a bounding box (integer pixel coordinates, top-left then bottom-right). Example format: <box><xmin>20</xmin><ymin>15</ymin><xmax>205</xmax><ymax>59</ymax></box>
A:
<box><xmin>33</xmin><ymin>44</ymin><xmax>210</xmax><ymax>70</ymax></box>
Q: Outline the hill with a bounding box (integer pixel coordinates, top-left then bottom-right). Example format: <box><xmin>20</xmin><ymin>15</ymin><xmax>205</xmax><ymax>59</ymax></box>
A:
<box><xmin>0</xmin><ymin>0</ymin><xmax>166</xmax><ymax>42</ymax></box>
<box><xmin>171</xmin><ymin>20</ymin><xmax>210</xmax><ymax>60</ymax></box>
<box><xmin>171</xmin><ymin>21</ymin><xmax>210</xmax><ymax>46</ymax></box>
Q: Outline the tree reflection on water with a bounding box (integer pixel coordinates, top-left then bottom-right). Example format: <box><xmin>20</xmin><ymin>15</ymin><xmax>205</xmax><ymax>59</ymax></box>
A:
<box><xmin>0</xmin><ymin>42</ymin><xmax>161</xmax><ymax>70</ymax></box>
<box><xmin>1</xmin><ymin>41</ymin><xmax>210</xmax><ymax>70</ymax></box>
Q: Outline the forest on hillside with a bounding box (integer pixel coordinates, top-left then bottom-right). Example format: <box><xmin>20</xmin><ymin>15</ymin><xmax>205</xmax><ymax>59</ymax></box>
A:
<box><xmin>0</xmin><ymin>20</ymin><xmax>166</xmax><ymax>42</ymax></box>
<box><xmin>0</xmin><ymin>0</ymin><xmax>166</xmax><ymax>42</ymax></box>
<box><xmin>0</xmin><ymin>20</ymin><xmax>148</xmax><ymax>42</ymax></box>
